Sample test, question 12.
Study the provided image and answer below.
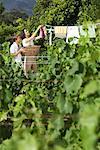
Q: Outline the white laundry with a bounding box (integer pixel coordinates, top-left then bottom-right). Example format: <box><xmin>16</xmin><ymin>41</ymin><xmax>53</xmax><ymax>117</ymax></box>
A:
<box><xmin>70</xmin><ymin>38</ymin><xmax>79</xmax><ymax>45</ymax></box>
<box><xmin>88</xmin><ymin>24</ymin><xmax>96</xmax><ymax>38</ymax></box>
<box><xmin>79</xmin><ymin>25</ymin><xmax>96</xmax><ymax>38</ymax></box>
<box><xmin>79</xmin><ymin>26</ymin><xmax>87</xmax><ymax>37</ymax></box>
<box><xmin>66</xmin><ymin>26</ymin><xmax>80</xmax><ymax>43</ymax></box>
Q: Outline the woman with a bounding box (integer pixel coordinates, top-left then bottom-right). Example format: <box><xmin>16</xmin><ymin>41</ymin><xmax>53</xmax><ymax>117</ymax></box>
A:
<box><xmin>22</xmin><ymin>25</ymin><xmax>42</xmax><ymax>77</ymax></box>
<box><xmin>22</xmin><ymin>25</ymin><xmax>42</xmax><ymax>47</ymax></box>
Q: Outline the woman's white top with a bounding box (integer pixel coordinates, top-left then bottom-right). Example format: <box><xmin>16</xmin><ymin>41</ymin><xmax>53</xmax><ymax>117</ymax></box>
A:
<box><xmin>22</xmin><ymin>38</ymin><xmax>34</xmax><ymax>47</ymax></box>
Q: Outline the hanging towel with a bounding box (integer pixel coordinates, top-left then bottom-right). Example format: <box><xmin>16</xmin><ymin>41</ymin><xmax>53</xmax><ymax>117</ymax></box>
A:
<box><xmin>79</xmin><ymin>26</ymin><xmax>88</xmax><ymax>37</ymax></box>
<box><xmin>54</xmin><ymin>26</ymin><xmax>67</xmax><ymax>38</ymax></box>
<box><xmin>79</xmin><ymin>25</ymin><xmax>96</xmax><ymax>38</ymax></box>
<box><xmin>39</xmin><ymin>26</ymin><xmax>47</xmax><ymax>38</ymax></box>
<box><xmin>88</xmin><ymin>24</ymin><xmax>96</xmax><ymax>38</ymax></box>
<box><xmin>66</xmin><ymin>26</ymin><xmax>80</xmax><ymax>43</ymax></box>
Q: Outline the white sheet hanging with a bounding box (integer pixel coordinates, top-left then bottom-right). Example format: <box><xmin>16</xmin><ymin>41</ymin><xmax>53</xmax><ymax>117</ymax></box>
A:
<box><xmin>79</xmin><ymin>25</ymin><xmax>96</xmax><ymax>38</ymax></box>
<box><xmin>66</xmin><ymin>26</ymin><xmax>80</xmax><ymax>43</ymax></box>
<box><xmin>88</xmin><ymin>24</ymin><xmax>96</xmax><ymax>38</ymax></box>
<box><xmin>79</xmin><ymin>26</ymin><xmax>87</xmax><ymax>37</ymax></box>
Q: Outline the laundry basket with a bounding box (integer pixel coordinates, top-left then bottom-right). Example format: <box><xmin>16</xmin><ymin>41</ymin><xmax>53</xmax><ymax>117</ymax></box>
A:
<box><xmin>22</xmin><ymin>45</ymin><xmax>41</xmax><ymax>76</ymax></box>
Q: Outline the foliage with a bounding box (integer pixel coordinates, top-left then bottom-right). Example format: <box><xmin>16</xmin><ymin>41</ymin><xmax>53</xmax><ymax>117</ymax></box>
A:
<box><xmin>0</xmin><ymin>2</ymin><xmax>5</xmax><ymax>14</ymax></box>
<box><xmin>0</xmin><ymin>3</ymin><xmax>28</xmax><ymax>44</ymax></box>
<box><xmin>0</xmin><ymin>9</ymin><xmax>28</xmax><ymax>25</ymax></box>
<box><xmin>0</xmin><ymin>1</ymin><xmax>100</xmax><ymax>150</ymax></box>
<box><xmin>0</xmin><ymin>23</ymin><xmax>17</xmax><ymax>43</ymax></box>
<box><xmin>0</xmin><ymin>0</ymin><xmax>99</xmax><ymax>44</ymax></box>
<box><xmin>0</xmin><ymin>42</ymin><xmax>25</xmax><ymax>110</ymax></box>
<box><xmin>31</xmin><ymin>0</ymin><xmax>100</xmax><ymax>26</ymax></box>
<box><xmin>0</xmin><ymin>33</ymin><xmax>100</xmax><ymax>149</ymax></box>
<box><xmin>32</xmin><ymin>0</ymin><xmax>82</xmax><ymax>26</ymax></box>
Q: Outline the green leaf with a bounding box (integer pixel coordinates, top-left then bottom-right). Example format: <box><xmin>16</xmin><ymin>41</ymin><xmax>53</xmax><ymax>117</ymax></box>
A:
<box><xmin>13</xmin><ymin>94</ymin><xmax>25</xmax><ymax>117</ymax></box>
<box><xmin>0</xmin><ymin>111</ymin><xmax>7</xmax><ymax>122</ymax></box>
<box><xmin>80</xmin><ymin>104</ymin><xmax>99</xmax><ymax>150</ymax></box>
<box><xmin>64</xmin><ymin>75</ymin><xmax>82</xmax><ymax>95</ymax></box>
<box><xmin>56</xmin><ymin>93</ymin><xmax>65</xmax><ymax>113</ymax></box>
<box><xmin>64</xmin><ymin>99</ymin><xmax>73</xmax><ymax>114</ymax></box>
<box><xmin>80</xmin><ymin>80</ymin><xmax>100</xmax><ymax>98</ymax></box>
<box><xmin>95</xmin><ymin>98</ymin><xmax>100</xmax><ymax>109</ymax></box>
<box><xmin>0</xmin><ymin>85</ymin><xmax>2</xmax><ymax>90</ymax></box>
<box><xmin>4</xmin><ymin>89</ymin><xmax>13</xmax><ymax>103</ymax></box>
<box><xmin>53</xmin><ymin>116</ymin><xmax>64</xmax><ymax>131</ymax></box>
<box><xmin>67</xmin><ymin>61</ymin><xmax>79</xmax><ymax>75</ymax></box>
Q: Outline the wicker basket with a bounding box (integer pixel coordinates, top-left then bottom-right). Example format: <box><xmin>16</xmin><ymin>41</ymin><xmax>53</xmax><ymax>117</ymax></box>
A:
<box><xmin>23</xmin><ymin>45</ymin><xmax>41</xmax><ymax>77</ymax></box>
<box><xmin>22</xmin><ymin>45</ymin><xmax>41</xmax><ymax>56</ymax></box>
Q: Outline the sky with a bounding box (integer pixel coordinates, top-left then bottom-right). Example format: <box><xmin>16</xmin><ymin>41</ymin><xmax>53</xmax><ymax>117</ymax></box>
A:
<box><xmin>0</xmin><ymin>0</ymin><xmax>36</xmax><ymax>15</ymax></box>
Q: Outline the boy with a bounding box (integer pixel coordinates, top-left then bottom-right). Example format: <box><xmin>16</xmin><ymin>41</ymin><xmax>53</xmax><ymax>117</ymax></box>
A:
<box><xmin>10</xmin><ymin>35</ymin><xmax>25</xmax><ymax>63</ymax></box>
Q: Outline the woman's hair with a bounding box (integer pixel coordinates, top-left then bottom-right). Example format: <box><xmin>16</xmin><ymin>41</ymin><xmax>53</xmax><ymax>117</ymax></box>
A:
<box><xmin>20</xmin><ymin>30</ymin><xmax>26</xmax><ymax>40</ymax></box>
<box><xmin>24</xmin><ymin>29</ymin><xmax>31</xmax><ymax>37</ymax></box>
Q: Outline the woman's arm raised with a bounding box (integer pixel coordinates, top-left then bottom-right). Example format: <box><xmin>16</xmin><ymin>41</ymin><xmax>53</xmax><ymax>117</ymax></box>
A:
<box><xmin>25</xmin><ymin>25</ymin><xmax>42</xmax><ymax>42</ymax></box>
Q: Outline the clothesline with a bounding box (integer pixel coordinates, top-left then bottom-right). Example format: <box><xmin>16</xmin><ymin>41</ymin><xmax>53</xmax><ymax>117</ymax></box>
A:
<box><xmin>46</xmin><ymin>23</ymin><xmax>100</xmax><ymax>28</ymax></box>
<box><xmin>45</xmin><ymin>23</ymin><xmax>100</xmax><ymax>45</ymax></box>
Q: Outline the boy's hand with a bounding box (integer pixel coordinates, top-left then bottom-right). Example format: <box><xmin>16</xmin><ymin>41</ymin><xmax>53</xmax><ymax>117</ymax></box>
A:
<box><xmin>19</xmin><ymin>48</ymin><xmax>26</xmax><ymax>53</ymax></box>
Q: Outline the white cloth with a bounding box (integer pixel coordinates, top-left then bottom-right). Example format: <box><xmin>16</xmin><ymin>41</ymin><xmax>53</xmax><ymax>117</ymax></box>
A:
<box><xmin>66</xmin><ymin>26</ymin><xmax>80</xmax><ymax>43</ymax></box>
<box><xmin>79</xmin><ymin>25</ymin><xmax>96</xmax><ymax>38</ymax></box>
<box><xmin>22</xmin><ymin>38</ymin><xmax>34</xmax><ymax>47</ymax></box>
<box><xmin>88</xmin><ymin>24</ymin><xmax>96</xmax><ymax>38</ymax></box>
<box><xmin>70</xmin><ymin>38</ymin><xmax>79</xmax><ymax>45</ymax></box>
<box><xmin>10</xmin><ymin>42</ymin><xmax>22</xmax><ymax>63</ymax></box>
<box><xmin>79</xmin><ymin>26</ymin><xmax>88</xmax><ymax>37</ymax></box>
<box><xmin>54</xmin><ymin>26</ymin><xmax>67</xmax><ymax>38</ymax></box>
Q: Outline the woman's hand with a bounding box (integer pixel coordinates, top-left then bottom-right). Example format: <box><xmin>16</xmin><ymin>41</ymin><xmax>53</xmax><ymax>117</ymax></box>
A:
<box><xmin>38</xmin><ymin>25</ymin><xmax>43</xmax><ymax>29</ymax></box>
<box><xmin>32</xmin><ymin>25</ymin><xmax>43</xmax><ymax>38</ymax></box>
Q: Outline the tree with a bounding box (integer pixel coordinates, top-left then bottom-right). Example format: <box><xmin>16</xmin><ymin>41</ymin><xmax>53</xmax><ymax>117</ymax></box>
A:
<box><xmin>0</xmin><ymin>9</ymin><xmax>28</xmax><ymax>25</ymax></box>
<box><xmin>32</xmin><ymin>0</ymin><xmax>82</xmax><ymax>26</ymax></box>
<box><xmin>0</xmin><ymin>6</ymin><xmax>28</xmax><ymax>43</ymax></box>
<box><xmin>94</xmin><ymin>0</ymin><xmax>100</xmax><ymax>19</ymax></box>
<box><xmin>0</xmin><ymin>2</ymin><xmax>5</xmax><ymax>14</ymax></box>
<box><xmin>32</xmin><ymin>0</ymin><xmax>99</xmax><ymax>27</ymax></box>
